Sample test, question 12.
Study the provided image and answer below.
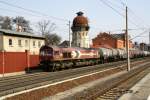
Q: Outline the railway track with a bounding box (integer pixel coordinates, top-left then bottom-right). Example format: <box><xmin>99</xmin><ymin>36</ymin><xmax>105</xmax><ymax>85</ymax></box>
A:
<box><xmin>70</xmin><ymin>59</ymin><xmax>150</xmax><ymax>100</ymax></box>
<box><xmin>0</xmin><ymin>57</ymin><xmax>146</xmax><ymax>82</ymax></box>
<box><xmin>96</xmin><ymin>67</ymin><xmax>150</xmax><ymax>100</ymax></box>
<box><xmin>0</xmin><ymin>57</ymin><xmax>149</xmax><ymax>98</ymax></box>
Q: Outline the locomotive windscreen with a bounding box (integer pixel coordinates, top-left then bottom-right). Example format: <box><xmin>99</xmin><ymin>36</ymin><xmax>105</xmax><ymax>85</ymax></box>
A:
<box><xmin>40</xmin><ymin>49</ymin><xmax>53</xmax><ymax>56</ymax></box>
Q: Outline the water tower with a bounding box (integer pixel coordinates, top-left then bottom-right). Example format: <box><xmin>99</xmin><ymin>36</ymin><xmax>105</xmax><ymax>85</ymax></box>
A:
<box><xmin>71</xmin><ymin>11</ymin><xmax>90</xmax><ymax>48</ymax></box>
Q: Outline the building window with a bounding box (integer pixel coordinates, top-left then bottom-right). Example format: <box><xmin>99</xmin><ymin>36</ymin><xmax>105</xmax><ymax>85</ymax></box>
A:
<box><xmin>9</xmin><ymin>39</ymin><xmax>12</xmax><ymax>46</ymax></box>
<box><xmin>33</xmin><ymin>41</ymin><xmax>36</xmax><ymax>47</ymax></box>
<box><xmin>78</xmin><ymin>43</ymin><xmax>80</xmax><ymax>47</ymax></box>
<box><xmin>25</xmin><ymin>40</ymin><xmax>28</xmax><ymax>47</ymax></box>
<box><xmin>38</xmin><ymin>41</ymin><xmax>41</xmax><ymax>47</ymax></box>
<box><xmin>18</xmin><ymin>40</ymin><xmax>22</xmax><ymax>46</ymax></box>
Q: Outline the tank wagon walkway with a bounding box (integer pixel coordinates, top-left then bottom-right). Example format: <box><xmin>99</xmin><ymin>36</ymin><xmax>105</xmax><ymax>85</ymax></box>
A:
<box><xmin>119</xmin><ymin>72</ymin><xmax>150</xmax><ymax>100</ymax></box>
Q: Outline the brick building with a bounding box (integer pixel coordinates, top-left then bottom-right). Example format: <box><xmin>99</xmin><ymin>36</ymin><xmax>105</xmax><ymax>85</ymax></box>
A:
<box><xmin>140</xmin><ymin>43</ymin><xmax>150</xmax><ymax>51</ymax></box>
<box><xmin>92</xmin><ymin>32</ymin><xmax>133</xmax><ymax>49</ymax></box>
<box><xmin>0</xmin><ymin>29</ymin><xmax>45</xmax><ymax>76</ymax></box>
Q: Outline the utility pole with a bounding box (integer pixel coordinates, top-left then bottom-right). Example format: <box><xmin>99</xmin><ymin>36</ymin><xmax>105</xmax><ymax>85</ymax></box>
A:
<box><xmin>69</xmin><ymin>21</ymin><xmax>71</xmax><ymax>47</ymax></box>
<box><xmin>126</xmin><ymin>6</ymin><xmax>130</xmax><ymax>71</ymax></box>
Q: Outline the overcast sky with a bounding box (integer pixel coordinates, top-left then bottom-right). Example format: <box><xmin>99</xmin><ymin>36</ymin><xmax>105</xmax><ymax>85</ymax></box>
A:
<box><xmin>0</xmin><ymin>0</ymin><xmax>150</xmax><ymax>44</ymax></box>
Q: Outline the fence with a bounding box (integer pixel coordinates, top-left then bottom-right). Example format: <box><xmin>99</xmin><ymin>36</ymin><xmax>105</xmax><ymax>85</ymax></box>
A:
<box><xmin>0</xmin><ymin>51</ymin><xmax>39</xmax><ymax>74</ymax></box>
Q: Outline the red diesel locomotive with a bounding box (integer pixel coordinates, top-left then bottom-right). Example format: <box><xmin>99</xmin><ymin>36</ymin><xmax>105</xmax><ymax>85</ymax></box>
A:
<box><xmin>39</xmin><ymin>45</ymin><xmax>100</xmax><ymax>71</ymax></box>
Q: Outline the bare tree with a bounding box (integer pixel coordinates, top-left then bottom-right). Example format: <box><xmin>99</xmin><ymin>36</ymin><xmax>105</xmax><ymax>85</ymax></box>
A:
<box><xmin>13</xmin><ymin>16</ymin><xmax>32</xmax><ymax>32</ymax></box>
<box><xmin>45</xmin><ymin>33</ymin><xmax>61</xmax><ymax>45</ymax></box>
<box><xmin>0</xmin><ymin>16</ymin><xmax>12</xmax><ymax>30</ymax></box>
<box><xmin>37</xmin><ymin>20</ymin><xmax>56</xmax><ymax>35</ymax></box>
<box><xmin>0</xmin><ymin>16</ymin><xmax>3</xmax><ymax>24</ymax></box>
<box><xmin>37</xmin><ymin>20</ymin><xmax>61</xmax><ymax>45</ymax></box>
<box><xmin>0</xmin><ymin>16</ymin><xmax>4</xmax><ymax>29</ymax></box>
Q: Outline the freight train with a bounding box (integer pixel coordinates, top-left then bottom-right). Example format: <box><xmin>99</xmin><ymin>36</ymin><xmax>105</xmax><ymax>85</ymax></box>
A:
<box><xmin>39</xmin><ymin>45</ymin><xmax>150</xmax><ymax>71</ymax></box>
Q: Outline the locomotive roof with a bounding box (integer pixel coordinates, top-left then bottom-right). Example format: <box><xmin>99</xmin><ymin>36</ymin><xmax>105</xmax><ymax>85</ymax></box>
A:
<box><xmin>41</xmin><ymin>45</ymin><xmax>98</xmax><ymax>51</ymax></box>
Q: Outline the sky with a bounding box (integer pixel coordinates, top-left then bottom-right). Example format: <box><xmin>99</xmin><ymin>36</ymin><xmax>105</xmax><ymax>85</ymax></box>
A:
<box><xmin>0</xmin><ymin>0</ymin><xmax>150</xmax><ymax>44</ymax></box>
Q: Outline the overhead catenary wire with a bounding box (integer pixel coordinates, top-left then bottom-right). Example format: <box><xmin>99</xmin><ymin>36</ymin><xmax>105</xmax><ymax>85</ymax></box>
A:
<box><xmin>0</xmin><ymin>0</ymin><xmax>149</xmax><ymax>42</ymax></box>
<box><xmin>99</xmin><ymin>0</ymin><xmax>147</xmax><ymax>30</ymax></box>
<box><xmin>116</xmin><ymin>0</ymin><xmax>150</xmax><ymax>40</ymax></box>
<box><xmin>98</xmin><ymin>0</ymin><xmax>149</xmax><ymax>41</ymax></box>
<box><xmin>0</xmin><ymin>0</ymin><xmax>73</xmax><ymax>42</ymax></box>
<box><xmin>119</xmin><ymin>0</ymin><xmax>148</xmax><ymax>28</ymax></box>
<box><xmin>0</xmin><ymin>1</ymin><xmax>73</xmax><ymax>38</ymax></box>
<box><xmin>128</xmin><ymin>8</ymin><xmax>149</xmax><ymax>28</ymax></box>
<box><xmin>0</xmin><ymin>7</ymin><xmax>43</xmax><ymax>18</ymax></box>
<box><xmin>117</xmin><ymin>0</ymin><xmax>126</xmax><ymax>6</ymax></box>
<box><xmin>130</xmin><ymin>29</ymin><xmax>149</xmax><ymax>40</ymax></box>
<box><xmin>105</xmin><ymin>0</ymin><xmax>125</xmax><ymax>10</ymax></box>
<box><xmin>0</xmin><ymin>7</ymin><xmax>70</xmax><ymax>33</ymax></box>
<box><xmin>99</xmin><ymin>0</ymin><xmax>125</xmax><ymax>17</ymax></box>
<box><xmin>120</xmin><ymin>0</ymin><xmax>148</xmax><ymax>28</ymax></box>
<box><xmin>0</xmin><ymin>0</ymin><xmax>69</xmax><ymax>22</ymax></box>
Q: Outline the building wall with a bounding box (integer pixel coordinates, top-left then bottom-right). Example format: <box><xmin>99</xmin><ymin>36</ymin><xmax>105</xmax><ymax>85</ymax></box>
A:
<box><xmin>129</xmin><ymin>41</ymin><xmax>133</xmax><ymax>48</ymax></box>
<box><xmin>3</xmin><ymin>35</ymin><xmax>44</xmax><ymax>54</ymax></box>
<box><xmin>123</xmin><ymin>41</ymin><xmax>133</xmax><ymax>49</ymax></box>
<box><xmin>92</xmin><ymin>33</ymin><xmax>133</xmax><ymax>49</ymax></box>
<box><xmin>92</xmin><ymin>33</ymin><xmax>116</xmax><ymax>48</ymax></box>
<box><xmin>0</xmin><ymin>52</ymin><xmax>2</xmax><ymax>73</ymax></box>
<box><xmin>0</xmin><ymin>35</ymin><xmax>3</xmax><ymax>51</ymax></box>
<box><xmin>0</xmin><ymin>33</ymin><xmax>44</xmax><ymax>75</ymax></box>
<box><xmin>116</xmin><ymin>40</ymin><xmax>124</xmax><ymax>48</ymax></box>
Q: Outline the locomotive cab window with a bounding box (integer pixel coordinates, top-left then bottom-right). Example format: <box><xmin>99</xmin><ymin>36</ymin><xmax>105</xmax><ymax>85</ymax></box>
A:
<box><xmin>63</xmin><ymin>52</ymin><xmax>71</xmax><ymax>58</ymax></box>
<box><xmin>54</xmin><ymin>51</ymin><xmax>59</xmax><ymax>55</ymax></box>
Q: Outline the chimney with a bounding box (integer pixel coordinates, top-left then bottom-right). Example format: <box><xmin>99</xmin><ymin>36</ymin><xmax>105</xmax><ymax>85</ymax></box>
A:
<box><xmin>16</xmin><ymin>24</ymin><xmax>24</xmax><ymax>32</ymax></box>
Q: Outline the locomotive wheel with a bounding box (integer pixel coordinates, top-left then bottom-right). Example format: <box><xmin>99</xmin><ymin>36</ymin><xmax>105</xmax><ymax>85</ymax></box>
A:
<box><xmin>47</xmin><ymin>66</ymin><xmax>53</xmax><ymax>72</ymax></box>
<box><xmin>60</xmin><ymin>63</ymin><xmax>65</xmax><ymax>69</ymax></box>
<box><xmin>52</xmin><ymin>65</ymin><xmax>55</xmax><ymax>72</ymax></box>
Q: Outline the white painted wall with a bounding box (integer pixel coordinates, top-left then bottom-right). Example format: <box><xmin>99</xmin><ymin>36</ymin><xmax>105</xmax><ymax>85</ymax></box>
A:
<box><xmin>2</xmin><ymin>35</ymin><xmax>45</xmax><ymax>54</ymax></box>
<box><xmin>72</xmin><ymin>31</ymin><xmax>89</xmax><ymax>48</ymax></box>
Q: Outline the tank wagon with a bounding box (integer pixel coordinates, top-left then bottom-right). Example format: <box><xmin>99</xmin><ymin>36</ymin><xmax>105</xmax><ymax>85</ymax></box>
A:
<box><xmin>39</xmin><ymin>45</ymin><xmax>150</xmax><ymax>71</ymax></box>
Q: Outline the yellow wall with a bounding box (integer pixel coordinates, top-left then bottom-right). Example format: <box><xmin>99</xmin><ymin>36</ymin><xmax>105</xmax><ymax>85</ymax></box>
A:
<box><xmin>117</xmin><ymin>40</ymin><xmax>124</xmax><ymax>48</ymax></box>
<box><xmin>2</xmin><ymin>35</ymin><xmax>44</xmax><ymax>54</ymax></box>
<box><xmin>0</xmin><ymin>35</ymin><xmax>3</xmax><ymax>51</ymax></box>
